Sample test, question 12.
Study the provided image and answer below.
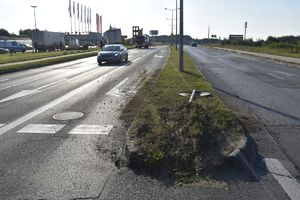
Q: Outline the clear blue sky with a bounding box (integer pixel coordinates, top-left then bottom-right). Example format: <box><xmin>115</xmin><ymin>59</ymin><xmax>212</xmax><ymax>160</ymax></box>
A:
<box><xmin>0</xmin><ymin>0</ymin><xmax>299</xmax><ymax>40</ymax></box>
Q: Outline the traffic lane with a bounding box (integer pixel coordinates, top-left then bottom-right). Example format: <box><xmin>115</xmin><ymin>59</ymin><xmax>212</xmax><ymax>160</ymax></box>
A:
<box><xmin>0</xmin><ymin>46</ymin><xmax>168</xmax><ymax>199</ymax></box>
<box><xmin>189</xmin><ymin>47</ymin><xmax>300</xmax><ymax>89</ymax></box>
<box><xmin>0</xmin><ymin>48</ymin><xmax>158</xmax><ymax>124</ymax></box>
<box><xmin>186</xmin><ymin>46</ymin><xmax>300</xmax><ymax>125</ymax></box>
<box><xmin>186</xmin><ymin>46</ymin><xmax>300</xmax><ymax>198</ymax></box>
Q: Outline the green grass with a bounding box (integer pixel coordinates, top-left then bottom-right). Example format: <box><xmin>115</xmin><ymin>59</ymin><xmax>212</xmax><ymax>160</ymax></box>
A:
<box><xmin>213</xmin><ymin>44</ymin><xmax>300</xmax><ymax>59</ymax></box>
<box><xmin>0</xmin><ymin>51</ymin><xmax>97</xmax><ymax>74</ymax></box>
<box><xmin>128</xmin><ymin>46</ymin><xmax>241</xmax><ymax>177</ymax></box>
<box><xmin>0</xmin><ymin>49</ymin><xmax>98</xmax><ymax>64</ymax></box>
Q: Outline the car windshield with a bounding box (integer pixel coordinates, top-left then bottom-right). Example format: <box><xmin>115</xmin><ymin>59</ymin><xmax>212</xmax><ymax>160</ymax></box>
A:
<box><xmin>102</xmin><ymin>46</ymin><xmax>121</xmax><ymax>51</ymax></box>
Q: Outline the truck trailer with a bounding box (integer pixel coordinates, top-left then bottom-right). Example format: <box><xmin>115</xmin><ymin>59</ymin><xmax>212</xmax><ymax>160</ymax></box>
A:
<box><xmin>32</xmin><ymin>30</ymin><xmax>65</xmax><ymax>51</ymax></box>
<box><xmin>103</xmin><ymin>29</ymin><xmax>122</xmax><ymax>44</ymax></box>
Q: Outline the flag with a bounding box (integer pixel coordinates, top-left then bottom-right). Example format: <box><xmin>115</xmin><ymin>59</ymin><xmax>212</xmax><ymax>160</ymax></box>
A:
<box><xmin>80</xmin><ymin>4</ymin><xmax>83</xmax><ymax>22</ymax></box>
<box><xmin>100</xmin><ymin>15</ymin><xmax>102</xmax><ymax>33</ymax></box>
<box><xmin>77</xmin><ymin>2</ymin><xmax>79</xmax><ymax>19</ymax></box>
<box><xmin>96</xmin><ymin>13</ymin><xmax>99</xmax><ymax>32</ymax></box>
<box><xmin>73</xmin><ymin>1</ymin><xmax>75</xmax><ymax>14</ymax></box>
<box><xmin>68</xmin><ymin>0</ymin><xmax>71</xmax><ymax>17</ymax></box>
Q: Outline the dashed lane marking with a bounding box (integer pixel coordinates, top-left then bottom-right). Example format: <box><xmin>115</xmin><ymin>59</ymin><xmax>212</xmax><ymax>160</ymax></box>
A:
<box><xmin>267</xmin><ymin>73</ymin><xmax>285</xmax><ymax>80</ymax></box>
<box><xmin>69</xmin><ymin>125</ymin><xmax>113</xmax><ymax>135</ymax></box>
<box><xmin>107</xmin><ymin>78</ymin><xmax>129</xmax><ymax>97</ymax></box>
<box><xmin>0</xmin><ymin>79</ymin><xmax>9</xmax><ymax>83</ymax></box>
<box><xmin>154</xmin><ymin>54</ymin><xmax>164</xmax><ymax>58</ymax></box>
<box><xmin>132</xmin><ymin>57</ymin><xmax>141</xmax><ymax>63</ymax></box>
<box><xmin>264</xmin><ymin>158</ymin><xmax>300</xmax><ymax>200</ymax></box>
<box><xmin>0</xmin><ymin>124</ymin><xmax>4</xmax><ymax>128</ymax></box>
<box><xmin>17</xmin><ymin>124</ymin><xmax>65</xmax><ymax>134</ymax></box>
<box><xmin>0</xmin><ymin>78</ymin><xmax>42</xmax><ymax>91</ymax></box>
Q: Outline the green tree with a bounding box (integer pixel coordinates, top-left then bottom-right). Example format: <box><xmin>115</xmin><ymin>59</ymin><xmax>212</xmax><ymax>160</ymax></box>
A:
<box><xmin>0</xmin><ymin>28</ymin><xmax>10</xmax><ymax>36</ymax></box>
<box><xmin>19</xmin><ymin>29</ymin><xmax>37</xmax><ymax>38</ymax></box>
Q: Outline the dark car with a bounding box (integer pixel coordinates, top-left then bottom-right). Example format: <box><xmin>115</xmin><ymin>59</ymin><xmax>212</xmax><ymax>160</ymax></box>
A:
<box><xmin>0</xmin><ymin>48</ymin><xmax>9</xmax><ymax>54</ymax></box>
<box><xmin>191</xmin><ymin>42</ymin><xmax>197</xmax><ymax>47</ymax></box>
<box><xmin>97</xmin><ymin>44</ymin><xmax>128</xmax><ymax>65</ymax></box>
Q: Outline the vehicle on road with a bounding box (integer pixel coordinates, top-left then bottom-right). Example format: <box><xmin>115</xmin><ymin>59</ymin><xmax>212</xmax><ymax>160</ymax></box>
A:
<box><xmin>0</xmin><ymin>47</ymin><xmax>9</xmax><ymax>54</ymax></box>
<box><xmin>97</xmin><ymin>44</ymin><xmax>128</xmax><ymax>65</ymax></box>
<box><xmin>32</xmin><ymin>30</ymin><xmax>65</xmax><ymax>51</ymax></box>
<box><xmin>135</xmin><ymin>35</ymin><xmax>150</xmax><ymax>48</ymax></box>
<box><xmin>191</xmin><ymin>42</ymin><xmax>198</xmax><ymax>47</ymax></box>
<box><xmin>0</xmin><ymin>40</ymin><xmax>26</xmax><ymax>53</ymax></box>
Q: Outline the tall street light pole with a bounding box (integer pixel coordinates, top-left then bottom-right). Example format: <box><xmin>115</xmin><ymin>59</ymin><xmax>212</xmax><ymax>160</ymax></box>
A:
<box><xmin>175</xmin><ymin>0</ymin><xmax>178</xmax><ymax>50</ymax></box>
<box><xmin>179</xmin><ymin>0</ymin><xmax>184</xmax><ymax>71</ymax></box>
<box><xmin>31</xmin><ymin>5</ymin><xmax>37</xmax><ymax>29</ymax></box>
<box><xmin>165</xmin><ymin>7</ymin><xmax>176</xmax><ymax>46</ymax></box>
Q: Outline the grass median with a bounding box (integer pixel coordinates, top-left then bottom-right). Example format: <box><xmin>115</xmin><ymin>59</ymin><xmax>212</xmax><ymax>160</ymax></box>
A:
<box><xmin>127</xmin><ymin>46</ymin><xmax>243</xmax><ymax>180</ymax></box>
<box><xmin>0</xmin><ymin>51</ymin><xmax>98</xmax><ymax>74</ymax></box>
<box><xmin>0</xmin><ymin>49</ymin><xmax>98</xmax><ymax>65</ymax></box>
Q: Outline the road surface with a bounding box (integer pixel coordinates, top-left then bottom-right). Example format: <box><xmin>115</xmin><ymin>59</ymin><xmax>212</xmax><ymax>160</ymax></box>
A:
<box><xmin>0</xmin><ymin>46</ymin><xmax>169</xmax><ymax>199</ymax></box>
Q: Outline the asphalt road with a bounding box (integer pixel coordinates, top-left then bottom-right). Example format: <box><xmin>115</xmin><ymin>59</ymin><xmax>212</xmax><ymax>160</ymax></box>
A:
<box><xmin>1</xmin><ymin>45</ymin><xmax>300</xmax><ymax>200</ymax></box>
<box><xmin>0</xmin><ymin>46</ymin><xmax>169</xmax><ymax>199</ymax></box>
<box><xmin>186</xmin><ymin>46</ymin><xmax>300</xmax><ymax>200</ymax></box>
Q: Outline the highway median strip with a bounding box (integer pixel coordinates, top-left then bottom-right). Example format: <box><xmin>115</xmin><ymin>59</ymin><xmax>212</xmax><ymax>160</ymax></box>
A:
<box><xmin>124</xmin><ymin>46</ymin><xmax>245</xmax><ymax>181</ymax></box>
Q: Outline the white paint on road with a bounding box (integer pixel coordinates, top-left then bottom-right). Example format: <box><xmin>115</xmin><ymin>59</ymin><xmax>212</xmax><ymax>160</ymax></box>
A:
<box><xmin>0</xmin><ymin>124</ymin><xmax>4</xmax><ymax>128</ymax></box>
<box><xmin>264</xmin><ymin>158</ymin><xmax>300</xmax><ymax>200</ymax></box>
<box><xmin>107</xmin><ymin>78</ymin><xmax>129</xmax><ymax>97</ymax></box>
<box><xmin>0</xmin><ymin>67</ymin><xmax>121</xmax><ymax>135</ymax></box>
<box><xmin>267</xmin><ymin>73</ymin><xmax>285</xmax><ymax>80</ymax></box>
<box><xmin>0</xmin><ymin>78</ymin><xmax>41</xmax><ymax>91</ymax></box>
<box><xmin>274</xmin><ymin>70</ymin><xmax>297</xmax><ymax>77</ymax></box>
<box><xmin>132</xmin><ymin>57</ymin><xmax>141</xmax><ymax>63</ymax></box>
<box><xmin>17</xmin><ymin>124</ymin><xmax>65</xmax><ymax>134</ymax></box>
<box><xmin>0</xmin><ymin>79</ymin><xmax>9</xmax><ymax>83</ymax></box>
<box><xmin>69</xmin><ymin>125</ymin><xmax>113</xmax><ymax>135</ymax></box>
<box><xmin>154</xmin><ymin>54</ymin><xmax>164</xmax><ymax>58</ymax></box>
<box><xmin>0</xmin><ymin>79</ymin><xmax>67</xmax><ymax>103</ymax></box>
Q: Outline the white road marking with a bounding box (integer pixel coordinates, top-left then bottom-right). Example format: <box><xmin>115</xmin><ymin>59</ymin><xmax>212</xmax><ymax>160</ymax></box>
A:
<box><xmin>69</xmin><ymin>125</ymin><xmax>113</xmax><ymax>135</ymax></box>
<box><xmin>264</xmin><ymin>158</ymin><xmax>300</xmax><ymax>200</ymax></box>
<box><xmin>0</xmin><ymin>79</ymin><xmax>67</xmax><ymax>103</ymax></box>
<box><xmin>240</xmin><ymin>63</ymin><xmax>249</xmax><ymax>67</ymax></box>
<box><xmin>17</xmin><ymin>124</ymin><xmax>65</xmax><ymax>134</ymax></box>
<box><xmin>267</xmin><ymin>73</ymin><xmax>285</xmax><ymax>80</ymax></box>
<box><xmin>0</xmin><ymin>79</ymin><xmax>9</xmax><ymax>83</ymax></box>
<box><xmin>0</xmin><ymin>67</ymin><xmax>121</xmax><ymax>135</ymax></box>
<box><xmin>0</xmin><ymin>78</ymin><xmax>41</xmax><ymax>91</ymax></box>
<box><xmin>0</xmin><ymin>124</ymin><xmax>4</xmax><ymax>128</ymax></box>
<box><xmin>154</xmin><ymin>54</ymin><xmax>164</xmax><ymax>58</ymax></box>
<box><xmin>107</xmin><ymin>78</ymin><xmax>129</xmax><ymax>97</ymax></box>
<box><xmin>274</xmin><ymin>70</ymin><xmax>296</xmax><ymax>77</ymax></box>
<box><xmin>132</xmin><ymin>57</ymin><xmax>141</xmax><ymax>62</ymax></box>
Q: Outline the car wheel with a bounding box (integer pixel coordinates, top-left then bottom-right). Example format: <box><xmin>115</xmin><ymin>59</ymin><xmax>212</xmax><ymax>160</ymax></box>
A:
<box><xmin>125</xmin><ymin>55</ymin><xmax>128</xmax><ymax>62</ymax></box>
<box><xmin>119</xmin><ymin>55</ymin><xmax>123</xmax><ymax>63</ymax></box>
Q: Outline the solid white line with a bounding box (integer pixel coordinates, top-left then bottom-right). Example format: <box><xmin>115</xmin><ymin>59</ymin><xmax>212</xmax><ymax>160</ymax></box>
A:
<box><xmin>274</xmin><ymin>70</ymin><xmax>296</xmax><ymax>77</ymax></box>
<box><xmin>0</xmin><ymin>67</ymin><xmax>122</xmax><ymax>135</ymax></box>
<box><xmin>132</xmin><ymin>57</ymin><xmax>141</xmax><ymax>63</ymax></box>
<box><xmin>17</xmin><ymin>124</ymin><xmax>65</xmax><ymax>134</ymax></box>
<box><xmin>107</xmin><ymin>78</ymin><xmax>129</xmax><ymax>97</ymax></box>
<box><xmin>35</xmin><ymin>79</ymin><xmax>68</xmax><ymax>90</ymax></box>
<box><xmin>264</xmin><ymin>158</ymin><xmax>300</xmax><ymax>200</ymax></box>
<box><xmin>0</xmin><ymin>78</ymin><xmax>41</xmax><ymax>91</ymax></box>
<box><xmin>0</xmin><ymin>79</ymin><xmax>9</xmax><ymax>83</ymax></box>
<box><xmin>267</xmin><ymin>73</ymin><xmax>285</xmax><ymax>80</ymax></box>
<box><xmin>69</xmin><ymin>125</ymin><xmax>113</xmax><ymax>135</ymax></box>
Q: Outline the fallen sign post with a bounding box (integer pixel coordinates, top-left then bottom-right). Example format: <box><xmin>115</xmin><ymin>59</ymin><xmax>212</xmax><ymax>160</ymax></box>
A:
<box><xmin>179</xmin><ymin>89</ymin><xmax>211</xmax><ymax>103</ymax></box>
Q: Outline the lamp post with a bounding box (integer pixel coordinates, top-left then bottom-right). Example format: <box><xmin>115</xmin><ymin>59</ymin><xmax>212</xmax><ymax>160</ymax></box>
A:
<box><xmin>165</xmin><ymin>7</ymin><xmax>177</xmax><ymax>47</ymax></box>
<box><xmin>31</xmin><ymin>5</ymin><xmax>37</xmax><ymax>29</ymax></box>
<box><xmin>179</xmin><ymin>0</ymin><xmax>183</xmax><ymax>71</ymax></box>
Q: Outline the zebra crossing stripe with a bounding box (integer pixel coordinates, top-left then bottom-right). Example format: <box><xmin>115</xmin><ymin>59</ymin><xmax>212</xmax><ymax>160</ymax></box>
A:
<box><xmin>17</xmin><ymin>124</ymin><xmax>65</xmax><ymax>134</ymax></box>
<box><xmin>69</xmin><ymin>125</ymin><xmax>113</xmax><ymax>135</ymax></box>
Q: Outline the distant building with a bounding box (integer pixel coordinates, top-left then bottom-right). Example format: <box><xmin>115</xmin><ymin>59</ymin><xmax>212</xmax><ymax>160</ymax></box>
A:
<box><xmin>229</xmin><ymin>35</ymin><xmax>244</xmax><ymax>41</ymax></box>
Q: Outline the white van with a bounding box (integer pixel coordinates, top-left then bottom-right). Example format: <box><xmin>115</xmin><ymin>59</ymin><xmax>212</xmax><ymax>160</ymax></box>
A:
<box><xmin>0</xmin><ymin>40</ymin><xmax>26</xmax><ymax>53</ymax></box>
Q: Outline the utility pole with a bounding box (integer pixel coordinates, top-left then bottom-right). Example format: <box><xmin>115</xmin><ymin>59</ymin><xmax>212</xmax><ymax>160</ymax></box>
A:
<box><xmin>31</xmin><ymin>5</ymin><xmax>37</xmax><ymax>29</ymax></box>
<box><xmin>244</xmin><ymin>21</ymin><xmax>248</xmax><ymax>40</ymax></box>
<box><xmin>208</xmin><ymin>25</ymin><xmax>210</xmax><ymax>39</ymax></box>
<box><xmin>175</xmin><ymin>0</ymin><xmax>178</xmax><ymax>50</ymax></box>
<box><xmin>179</xmin><ymin>0</ymin><xmax>184</xmax><ymax>72</ymax></box>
